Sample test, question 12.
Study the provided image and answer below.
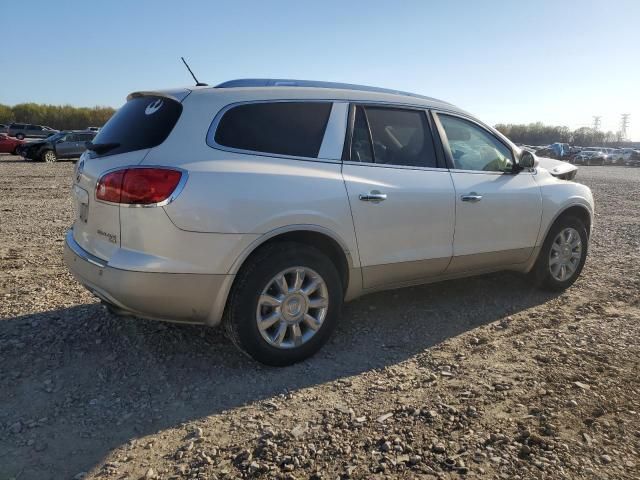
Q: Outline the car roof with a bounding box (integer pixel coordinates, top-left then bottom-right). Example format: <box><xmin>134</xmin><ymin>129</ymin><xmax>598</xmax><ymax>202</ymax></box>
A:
<box><xmin>215</xmin><ymin>78</ymin><xmax>452</xmax><ymax>104</ymax></box>
<box><xmin>176</xmin><ymin>78</ymin><xmax>468</xmax><ymax>115</ymax></box>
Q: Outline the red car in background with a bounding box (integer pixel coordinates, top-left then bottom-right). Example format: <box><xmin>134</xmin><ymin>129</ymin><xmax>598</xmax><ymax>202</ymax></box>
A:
<box><xmin>0</xmin><ymin>134</ymin><xmax>26</xmax><ymax>154</ymax></box>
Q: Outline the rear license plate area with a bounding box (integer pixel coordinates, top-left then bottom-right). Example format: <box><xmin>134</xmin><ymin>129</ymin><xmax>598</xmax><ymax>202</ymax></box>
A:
<box><xmin>73</xmin><ymin>185</ymin><xmax>89</xmax><ymax>223</ymax></box>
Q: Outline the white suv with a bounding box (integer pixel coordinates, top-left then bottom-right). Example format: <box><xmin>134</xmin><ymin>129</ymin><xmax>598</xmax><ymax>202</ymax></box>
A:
<box><xmin>64</xmin><ymin>79</ymin><xmax>594</xmax><ymax>365</ymax></box>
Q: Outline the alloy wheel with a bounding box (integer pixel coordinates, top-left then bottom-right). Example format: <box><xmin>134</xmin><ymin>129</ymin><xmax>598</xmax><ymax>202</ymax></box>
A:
<box><xmin>44</xmin><ymin>151</ymin><xmax>56</xmax><ymax>163</ymax></box>
<box><xmin>549</xmin><ymin>227</ymin><xmax>582</xmax><ymax>282</ymax></box>
<box><xmin>256</xmin><ymin>266</ymin><xmax>329</xmax><ymax>349</ymax></box>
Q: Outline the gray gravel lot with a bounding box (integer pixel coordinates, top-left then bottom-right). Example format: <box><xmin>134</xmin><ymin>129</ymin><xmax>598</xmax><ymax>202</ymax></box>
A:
<box><xmin>1</xmin><ymin>155</ymin><xmax>639</xmax><ymax>479</ymax></box>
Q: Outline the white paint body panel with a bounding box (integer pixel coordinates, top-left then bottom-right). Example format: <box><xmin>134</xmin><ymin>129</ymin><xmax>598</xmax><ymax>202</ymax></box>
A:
<box><xmin>342</xmin><ymin>163</ymin><xmax>455</xmax><ymax>284</ymax></box>
<box><xmin>72</xmin><ymin>149</ymin><xmax>151</xmax><ymax>261</ymax></box>
<box><xmin>533</xmin><ymin>168</ymin><xmax>594</xmax><ymax>243</ymax></box>
<box><xmin>449</xmin><ymin>171</ymin><xmax>542</xmax><ymax>259</ymax></box>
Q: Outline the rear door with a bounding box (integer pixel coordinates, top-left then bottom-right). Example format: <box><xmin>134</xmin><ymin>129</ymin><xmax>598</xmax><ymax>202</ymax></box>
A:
<box><xmin>72</xmin><ymin>93</ymin><xmax>184</xmax><ymax>261</ymax></box>
<box><xmin>433</xmin><ymin>112</ymin><xmax>542</xmax><ymax>273</ymax></box>
<box><xmin>342</xmin><ymin>105</ymin><xmax>455</xmax><ymax>288</ymax></box>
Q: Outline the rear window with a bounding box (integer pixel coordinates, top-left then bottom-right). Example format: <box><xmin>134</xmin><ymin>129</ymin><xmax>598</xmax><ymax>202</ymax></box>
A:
<box><xmin>212</xmin><ymin>102</ymin><xmax>332</xmax><ymax>158</ymax></box>
<box><xmin>90</xmin><ymin>95</ymin><xmax>182</xmax><ymax>157</ymax></box>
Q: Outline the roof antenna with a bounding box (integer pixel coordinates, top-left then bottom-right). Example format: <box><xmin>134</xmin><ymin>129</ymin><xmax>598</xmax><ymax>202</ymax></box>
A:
<box><xmin>181</xmin><ymin>57</ymin><xmax>208</xmax><ymax>86</ymax></box>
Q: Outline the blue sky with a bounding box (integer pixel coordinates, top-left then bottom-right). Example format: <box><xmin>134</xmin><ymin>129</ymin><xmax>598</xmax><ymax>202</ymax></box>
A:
<box><xmin>3</xmin><ymin>0</ymin><xmax>639</xmax><ymax>139</ymax></box>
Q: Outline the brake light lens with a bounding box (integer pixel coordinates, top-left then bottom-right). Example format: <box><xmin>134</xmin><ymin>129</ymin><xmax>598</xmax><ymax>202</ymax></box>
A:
<box><xmin>96</xmin><ymin>168</ymin><xmax>183</xmax><ymax>205</ymax></box>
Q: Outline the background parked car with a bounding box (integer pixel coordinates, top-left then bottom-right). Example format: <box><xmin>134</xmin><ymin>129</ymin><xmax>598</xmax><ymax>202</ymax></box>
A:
<box><xmin>7</xmin><ymin>123</ymin><xmax>58</xmax><ymax>140</ymax></box>
<box><xmin>20</xmin><ymin>130</ymin><xmax>96</xmax><ymax>162</ymax></box>
<box><xmin>623</xmin><ymin>150</ymin><xmax>640</xmax><ymax>166</ymax></box>
<box><xmin>0</xmin><ymin>124</ymin><xmax>8</xmax><ymax>134</ymax></box>
<box><xmin>0</xmin><ymin>133</ymin><xmax>26</xmax><ymax>154</ymax></box>
<box><xmin>573</xmin><ymin>150</ymin><xmax>605</xmax><ymax>166</ymax></box>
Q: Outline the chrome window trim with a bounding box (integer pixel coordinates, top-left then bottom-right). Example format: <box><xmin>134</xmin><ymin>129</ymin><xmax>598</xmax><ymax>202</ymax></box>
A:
<box><xmin>449</xmin><ymin>169</ymin><xmax>534</xmax><ymax>176</ymax></box>
<box><xmin>94</xmin><ymin>165</ymin><xmax>189</xmax><ymax>208</ymax></box>
<box><xmin>206</xmin><ymin>99</ymin><xmax>342</xmax><ymax>163</ymax></box>
<box><xmin>342</xmin><ymin>160</ymin><xmax>447</xmax><ymax>173</ymax></box>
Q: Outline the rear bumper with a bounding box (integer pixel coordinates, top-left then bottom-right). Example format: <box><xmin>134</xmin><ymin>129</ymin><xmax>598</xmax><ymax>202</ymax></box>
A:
<box><xmin>63</xmin><ymin>230</ymin><xmax>233</xmax><ymax>326</ymax></box>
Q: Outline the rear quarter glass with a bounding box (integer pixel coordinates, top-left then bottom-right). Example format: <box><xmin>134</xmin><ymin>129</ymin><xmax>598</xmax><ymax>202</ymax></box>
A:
<box><xmin>90</xmin><ymin>96</ymin><xmax>182</xmax><ymax>158</ymax></box>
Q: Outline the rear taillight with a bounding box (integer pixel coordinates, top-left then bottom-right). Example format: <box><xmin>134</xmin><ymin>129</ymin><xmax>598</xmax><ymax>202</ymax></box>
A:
<box><xmin>96</xmin><ymin>168</ymin><xmax>183</xmax><ymax>205</ymax></box>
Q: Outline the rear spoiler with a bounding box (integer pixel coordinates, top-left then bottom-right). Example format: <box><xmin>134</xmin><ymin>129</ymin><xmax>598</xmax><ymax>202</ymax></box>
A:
<box><xmin>127</xmin><ymin>88</ymin><xmax>192</xmax><ymax>103</ymax></box>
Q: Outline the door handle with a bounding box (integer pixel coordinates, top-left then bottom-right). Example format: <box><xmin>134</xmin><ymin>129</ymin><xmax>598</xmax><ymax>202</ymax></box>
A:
<box><xmin>461</xmin><ymin>193</ymin><xmax>483</xmax><ymax>203</ymax></box>
<box><xmin>359</xmin><ymin>191</ymin><xmax>387</xmax><ymax>202</ymax></box>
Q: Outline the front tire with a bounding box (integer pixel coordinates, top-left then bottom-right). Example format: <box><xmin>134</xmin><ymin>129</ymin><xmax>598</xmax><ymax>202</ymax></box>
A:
<box><xmin>42</xmin><ymin>150</ymin><xmax>57</xmax><ymax>163</ymax></box>
<box><xmin>532</xmin><ymin>216</ymin><xmax>588</xmax><ymax>291</ymax></box>
<box><xmin>224</xmin><ymin>242</ymin><xmax>343</xmax><ymax>366</ymax></box>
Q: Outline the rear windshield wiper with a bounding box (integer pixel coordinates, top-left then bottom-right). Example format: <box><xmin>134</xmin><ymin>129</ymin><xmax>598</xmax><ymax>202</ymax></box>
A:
<box><xmin>86</xmin><ymin>142</ymin><xmax>120</xmax><ymax>154</ymax></box>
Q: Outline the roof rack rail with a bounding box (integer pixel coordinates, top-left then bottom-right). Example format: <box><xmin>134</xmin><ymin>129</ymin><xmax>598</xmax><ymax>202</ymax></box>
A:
<box><xmin>215</xmin><ymin>79</ymin><xmax>448</xmax><ymax>104</ymax></box>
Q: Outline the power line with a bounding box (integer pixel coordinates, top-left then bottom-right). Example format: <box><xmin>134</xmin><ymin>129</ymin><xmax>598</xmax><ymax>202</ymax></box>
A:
<box><xmin>592</xmin><ymin>116</ymin><xmax>601</xmax><ymax>131</ymax></box>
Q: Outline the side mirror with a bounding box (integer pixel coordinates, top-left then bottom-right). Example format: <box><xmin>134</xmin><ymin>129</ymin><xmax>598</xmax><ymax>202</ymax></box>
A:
<box><xmin>519</xmin><ymin>150</ymin><xmax>539</xmax><ymax>170</ymax></box>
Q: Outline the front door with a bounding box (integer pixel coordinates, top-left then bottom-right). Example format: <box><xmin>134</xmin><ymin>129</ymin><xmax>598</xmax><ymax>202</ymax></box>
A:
<box><xmin>342</xmin><ymin>105</ymin><xmax>456</xmax><ymax>288</ymax></box>
<box><xmin>55</xmin><ymin>134</ymin><xmax>79</xmax><ymax>158</ymax></box>
<box><xmin>433</xmin><ymin>112</ymin><xmax>542</xmax><ymax>273</ymax></box>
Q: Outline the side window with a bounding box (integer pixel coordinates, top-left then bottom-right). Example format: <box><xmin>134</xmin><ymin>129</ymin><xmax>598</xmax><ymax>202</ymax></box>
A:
<box><xmin>28</xmin><ymin>125</ymin><xmax>42</xmax><ymax>131</ymax></box>
<box><xmin>65</xmin><ymin>134</ymin><xmax>78</xmax><ymax>142</ymax></box>
<box><xmin>438</xmin><ymin>114</ymin><xmax>514</xmax><ymax>172</ymax></box>
<box><xmin>12</xmin><ymin>124</ymin><xmax>26</xmax><ymax>129</ymax></box>
<box><xmin>213</xmin><ymin>102</ymin><xmax>332</xmax><ymax>158</ymax></box>
<box><xmin>349</xmin><ymin>106</ymin><xmax>437</xmax><ymax>168</ymax></box>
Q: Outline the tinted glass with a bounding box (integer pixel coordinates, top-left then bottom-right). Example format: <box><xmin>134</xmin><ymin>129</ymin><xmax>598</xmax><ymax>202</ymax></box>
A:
<box><xmin>91</xmin><ymin>96</ymin><xmax>182</xmax><ymax>157</ymax></box>
<box><xmin>214</xmin><ymin>102</ymin><xmax>332</xmax><ymax>158</ymax></box>
<box><xmin>350</xmin><ymin>106</ymin><xmax>373</xmax><ymax>162</ymax></box>
<box><xmin>439</xmin><ymin>115</ymin><xmax>513</xmax><ymax>172</ymax></box>
<box><xmin>27</xmin><ymin>125</ymin><xmax>42</xmax><ymax>130</ymax></box>
<box><xmin>362</xmin><ymin>107</ymin><xmax>437</xmax><ymax>168</ymax></box>
<box><xmin>11</xmin><ymin>124</ymin><xmax>26</xmax><ymax>129</ymax></box>
<box><xmin>78</xmin><ymin>133</ymin><xmax>95</xmax><ymax>142</ymax></box>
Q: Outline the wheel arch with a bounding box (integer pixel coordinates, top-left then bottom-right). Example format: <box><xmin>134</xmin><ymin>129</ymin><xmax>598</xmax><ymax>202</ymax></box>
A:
<box><xmin>550</xmin><ymin>204</ymin><xmax>592</xmax><ymax>238</ymax></box>
<box><xmin>523</xmin><ymin>203</ymin><xmax>593</xmax><ymax>275</ymax></box>
<box><xmin>228</xmin><ymin>225</ymin><xmax>356</xmax><ymax>295</ymax></box>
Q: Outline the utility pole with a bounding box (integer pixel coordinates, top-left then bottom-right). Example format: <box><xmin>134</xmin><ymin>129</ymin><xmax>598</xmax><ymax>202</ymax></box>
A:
<box><xmin>592</xmin><ymin>116</ymin><xmax>601</xmax><ymax>131</ymax></box>
<box><xmin>620</xmin><ymin>114</ymin><xmax>630</xmax><ymax>141</ymax></box>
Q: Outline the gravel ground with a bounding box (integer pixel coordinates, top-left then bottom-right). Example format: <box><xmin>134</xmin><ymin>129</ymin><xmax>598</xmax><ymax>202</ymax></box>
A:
<box><xmin>1</xmin><ymin>155</ymin><xmax>639</xmax><ymax>480</ymax></box>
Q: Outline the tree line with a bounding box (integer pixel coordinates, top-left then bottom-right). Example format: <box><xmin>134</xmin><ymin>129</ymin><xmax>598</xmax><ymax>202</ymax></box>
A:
<box><xmin>0</xmin><ymin>102</ymin><xmax>632</xmax><ymax>147</ymax></box>
<box><xmin>494</xmin><ymin>122</ymin><xmax>624</xmax><ymax>147</ymax></box>
<box><xmin>0</xmin><ymin>103</ymin><xmax>116</xmax><ymax>131</ymax></box>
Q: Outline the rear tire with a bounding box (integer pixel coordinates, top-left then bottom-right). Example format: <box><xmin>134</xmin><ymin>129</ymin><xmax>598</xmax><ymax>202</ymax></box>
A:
<box><xmin>224</xmin><ymin>242</ymin><xmax>343</xmax><ymax>366</ymax></box>
<box><xmin>532</xmin><ymin>216</ymin><xmax>588</xmax><ymax>291</ymax></box>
